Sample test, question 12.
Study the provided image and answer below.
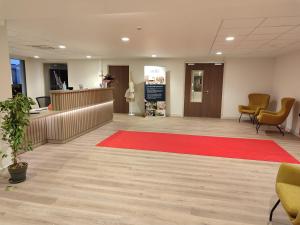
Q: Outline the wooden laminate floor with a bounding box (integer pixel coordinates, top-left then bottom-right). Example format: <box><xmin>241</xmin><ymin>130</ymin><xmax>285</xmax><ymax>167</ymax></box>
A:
<box><xmin>1</xmin><ymin>114</ymin><xmax>300</xmax><ymax>225</ymax></box>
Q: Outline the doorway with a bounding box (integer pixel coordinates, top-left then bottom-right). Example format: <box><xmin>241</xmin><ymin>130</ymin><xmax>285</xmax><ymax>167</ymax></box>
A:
<box><xmin>108</xmin><ymin>65</ymin><xmax>129</xmax><ymax>113</ymax></box>
<box><xmin>184</xmin><ymin>63</ymin><xmax>224</xmax><ymax>118</ymax></box>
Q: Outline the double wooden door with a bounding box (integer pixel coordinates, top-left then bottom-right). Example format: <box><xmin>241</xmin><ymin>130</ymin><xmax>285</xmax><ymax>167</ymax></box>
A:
<box><xmin>184</xmin><ymin>63</ymin><xmax>224</xmax><ymax>118</ymax></box>
<box><xmin>108</xmin><ymin>65</ymin><xmax>129</xmax><ymax>113</ymax></box>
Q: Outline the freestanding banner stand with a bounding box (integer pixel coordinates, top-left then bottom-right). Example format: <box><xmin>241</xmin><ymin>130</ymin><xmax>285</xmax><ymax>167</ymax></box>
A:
<box><xmin>144</xmin><ymin>66</ymin><xmax>166</xmax><ymax>117</ymax></box>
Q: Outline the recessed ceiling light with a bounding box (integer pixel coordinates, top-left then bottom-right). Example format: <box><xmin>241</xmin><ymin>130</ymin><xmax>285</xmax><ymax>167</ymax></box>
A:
<box><xmin>121</xmin><ymin>37</ymin><xmax>130</xmax><ymax>42</ymax></box>
<box><xmin>216</xmin><ymin>51</ymin><xmax>223</xmax><ymax>55</ymax></box>
<box><xmin>33</xmin><ymin>56</ymin><xmax>40</xmax><ymax>59</ymax></box>
<box><xmin>151</xmin><ymin>54</ymin><xmax>157</xmax><ymax>58</ymax></box>
<box><xmin>86</xmin><ymin>55</ymin><xmax>92</xmax><ymax>59</ymax></box>
<box><xmin>225</xmin><ymin>36</ymin><xmax>235</xmax><ymax>41</ymax></box>
<box><xmin>58</xmin><ymin>45</ymin><xmax>66</xmax><ymax>49</ymax></box>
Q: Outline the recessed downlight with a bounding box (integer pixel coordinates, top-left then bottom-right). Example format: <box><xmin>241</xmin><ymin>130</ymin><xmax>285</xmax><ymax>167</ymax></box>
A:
<box><xmin>225</xmin><ymin>36</ymin><xmax>235</xmax><ymax>41</ymax></box>
<box><xmin>216</xmin><ymin>51</ymin><xmax>223</xmax><ymax>55</ymax></box>
<box><xmin>58</xmin><ymin>45</ymin><xmax>66</xmax><ymax>49</ymax></box>
<box><xmin>33</xmin><ymin>55</ymin><xmax>40</xmax><ymax>59</ymax></box>
<box><xmin>151</xmin><ymin>54</ymin><xmax>157</xmax><ymax>58</ymax></box>
<box><xmin>86</xmin><ymin>55</ymin><xmax>92</xmax><ymax>59</ymax></box>
<box><xmin>121</xmin><ymin>37</ymin><xmax>130</xmax><ymax>42</ymax></box>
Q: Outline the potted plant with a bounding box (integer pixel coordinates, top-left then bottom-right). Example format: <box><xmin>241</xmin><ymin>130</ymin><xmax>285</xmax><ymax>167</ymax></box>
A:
<box><xmin>0</xmin><ymin>94</ymin><xmax>35</xmax><ymax>183</ymax></box>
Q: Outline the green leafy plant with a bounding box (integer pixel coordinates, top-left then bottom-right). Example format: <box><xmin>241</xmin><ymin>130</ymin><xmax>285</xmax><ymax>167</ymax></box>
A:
<box><xmin>0</xmin><ymin>94</ymin><xmax>35</xmax><ymax>168</ymax></box>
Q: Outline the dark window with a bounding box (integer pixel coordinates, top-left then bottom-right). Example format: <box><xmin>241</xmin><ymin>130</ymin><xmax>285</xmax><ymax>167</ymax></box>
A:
<box><xmin>10</xmin><ymin>59</ymin><xmax>27</xmax><ymax>96</ymax></box>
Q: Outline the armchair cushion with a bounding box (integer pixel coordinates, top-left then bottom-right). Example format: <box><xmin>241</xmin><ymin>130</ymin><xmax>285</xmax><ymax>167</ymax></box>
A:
<box><xmin>257</xmin><ymin>112</ymin><xmax>283</xmax><ymax>125</ymax></box>
<box><xmin>238</xmin><ymin>105</ymin><xmax>256</xmax><ymax>114</ymax></box>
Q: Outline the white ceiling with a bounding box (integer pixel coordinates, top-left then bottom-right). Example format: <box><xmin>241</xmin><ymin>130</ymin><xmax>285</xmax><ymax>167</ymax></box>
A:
<box><xmin>1</xmin><ymin>0</ymin><xmax>300</xmax><ymax>59</ymax></box>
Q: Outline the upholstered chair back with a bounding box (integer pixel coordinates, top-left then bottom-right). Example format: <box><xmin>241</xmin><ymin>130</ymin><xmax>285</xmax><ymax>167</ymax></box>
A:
<box><xmin>248</xmin><ymin>93</ymin><xmax>270</xmax><ymax>108</ymax></box>
<box><xmin>277</xmin><ymin>98</ymin><xmax>295</xmax><ymax>120</ymax></box>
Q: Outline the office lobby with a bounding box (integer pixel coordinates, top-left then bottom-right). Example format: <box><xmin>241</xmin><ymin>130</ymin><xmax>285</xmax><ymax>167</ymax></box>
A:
<box><xmin>1</xmin><ymin>1</ymin><xmax>300</xmax><ymax>225</ymax></box>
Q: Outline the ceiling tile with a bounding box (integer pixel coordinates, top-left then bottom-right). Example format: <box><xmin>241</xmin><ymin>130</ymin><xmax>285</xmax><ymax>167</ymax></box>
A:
<box><xmin>253</xmin><ymin>26</ymin><xmax>294</xmax><ymax>34</ymax></box>
<box><xmin>238</xmin><ymin>40</ymin><xmax>267</xmax><ymax>48</ymax></box>
<box><xmin>288</xmin><ymin>26</ymin><xmax>300</xmax><ymax>34</ymax></box>
<box><xmin>219</xmin><ymin>27</ymin><xmax>254</xmax><ymax>36</ymax></box>
<box><xmin>277</xmin><ymin>33</ymin><xmax>300</xmax><ymax>40</ymax></box>
<box><xmin>222</xmin><ymin>18</ymin><xmax>264</xmax><ymax>29</ymax></box>
<box><xmin>261</xmin><ymin>17</ymin><xmax>300</xmax><ymax>27</ymax></box>
<box><xmin>246</xmin><ymin>33</ymin><xmax>278</xmax><ymax>41</ymax></box>
<box><xmin>268</xmin><ymin>39</ymin><xmax>296</xmax><ymax>47</ymax></box>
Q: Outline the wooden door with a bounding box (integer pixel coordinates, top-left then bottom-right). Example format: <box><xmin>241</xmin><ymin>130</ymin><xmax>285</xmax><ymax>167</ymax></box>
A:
<box><xmin>184</xmin><ymin>63</ymin><xmax>224</xmax><ymax>118</ymax></box>
<box><xmin>108</xmin><ymin>65</ymin><xmax>129</xmax><ymax>113</ymax></box>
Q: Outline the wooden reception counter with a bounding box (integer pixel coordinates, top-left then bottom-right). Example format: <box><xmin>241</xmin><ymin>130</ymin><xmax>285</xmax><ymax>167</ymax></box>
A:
<box><xmin>25</xmin><ymin>88</ymin><xmax>113</xmax><ymax>148</ymax></box>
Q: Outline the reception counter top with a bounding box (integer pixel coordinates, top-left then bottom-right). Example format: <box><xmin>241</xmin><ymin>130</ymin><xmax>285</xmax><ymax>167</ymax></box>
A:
<box><xmin>25</xmin><ymin>88</ymin><xmax>114</xmax><ymax>148</ymax></box>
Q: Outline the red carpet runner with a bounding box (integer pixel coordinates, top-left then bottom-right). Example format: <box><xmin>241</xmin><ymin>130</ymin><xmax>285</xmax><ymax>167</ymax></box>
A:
<box><xmin>97</xmin><ymin>130</ymin><xmax>299</xmax><ymax>164</ymax></box>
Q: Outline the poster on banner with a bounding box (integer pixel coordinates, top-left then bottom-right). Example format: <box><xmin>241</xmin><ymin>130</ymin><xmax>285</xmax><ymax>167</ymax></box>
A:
<box><xmin>144</xmin><ymin>66</ymin><xmax>166</xmax><ymax>117</ymax></box>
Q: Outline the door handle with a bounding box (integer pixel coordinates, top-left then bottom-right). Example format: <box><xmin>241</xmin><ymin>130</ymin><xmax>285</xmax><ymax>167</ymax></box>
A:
<box><xmin>204</xmin><ymin>90</ymin><xmax>209</xmax><ymax>94</ymax></box>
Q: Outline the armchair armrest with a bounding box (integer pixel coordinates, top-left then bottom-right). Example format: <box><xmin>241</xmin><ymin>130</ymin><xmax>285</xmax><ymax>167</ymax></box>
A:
<box><xmin>238</xmin><ymin>105</ymin><xmax>250</xmax><ymax>110</ymax></box>
<box><xmin>276</xmin><ymin>164</ymin><xmax>300</xmax><ymax>186</ymax></box>
<box><xmin>259</xmin><ymin>109</ymin><xmax>278</xmax><ymax>115</ymax></box>
<box><xmin>254</xmin><ymin>107</ymin><xmax>266</xmax><ymax>116</ymax></box>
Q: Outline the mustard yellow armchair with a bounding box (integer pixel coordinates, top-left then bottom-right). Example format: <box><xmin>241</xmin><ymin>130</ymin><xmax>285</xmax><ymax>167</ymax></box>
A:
<box><xmin>238</xmin><ymin>93</ymin><xmax>270</xmax><ymax>123</ymax></box>
<box><xmin>269</xmin><ymin>163</ymin><xmax>300</xmax><ymax>225</ymax></box>
<box><xmin>256</xmin><ymin>97</ymin><xmax>295</xmax><ymax>136</ymax></box>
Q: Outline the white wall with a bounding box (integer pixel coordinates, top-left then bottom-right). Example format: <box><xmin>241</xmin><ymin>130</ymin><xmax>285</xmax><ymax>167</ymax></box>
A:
<box><xmin>66</xmin><ymin>58</ymin><xmax>276</xmax><ymax>118</ymax></box>
<box><xmin>272</xmin><ymin>51</ymin><xmax>300</xmax><ymax>135</ymax></box>
<box><xmin>102</xmin><ymin>58</ymin><xmax>185</xmax><ymax>116</ymax></box>
<box><xmin>222</xmin><ymin>58</ymin><xmax>275</xmax><ymax>118</ymax></box>
<box><xmin>67</xmin><ymin>59</ymin><xmax>102</xmax><ymax>90</ymax></box>
<box><xmin>25</xmin><ymin>59</ymin><xmax>45</xmax><ymax>107</ymax></box>
<box><xmin>0</xmin><ymin>22</ymin><xmax>11</xmax><ymax>101</ymax></box>
<box><xmin>65</xmin><ymin>58</ymin><xmax>185</xmax><ymax>116</ymax></box>
<box><xmin>0</xmin><ymin>22</ymin><xmax>12</xmax><ymax>169</ymax></box>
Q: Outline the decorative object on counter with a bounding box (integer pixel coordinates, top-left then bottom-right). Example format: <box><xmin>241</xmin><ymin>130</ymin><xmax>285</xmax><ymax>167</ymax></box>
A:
<box><xmin>0</xmin><ymin>94</ymin><xmax>35</xmax><ymax>184</ymax></box>
<box><xmin>125</xmin><ymin>79</ymin><xmax>135</xmax><ymax>116</ymax></box>
<box><xmin>102</xmin><ymin>74</ymin><xmax>114</xmax><ymax>88</ymax></box>
<box><xmin>62</xmin><ymin>81</ymin><xmax>67</xmax><ymax>90</ymax></box>
<box><xmin>79</xmin><ymin>84</ymin><xmax>84</xmax><ymax>90</ymax></box>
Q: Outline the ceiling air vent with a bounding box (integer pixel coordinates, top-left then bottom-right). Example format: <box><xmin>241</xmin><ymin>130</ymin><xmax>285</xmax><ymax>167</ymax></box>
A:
<box><xmin>28</xmin><ymin>45</ymin><xmax>56</xmax><ymax>50</ymax></box>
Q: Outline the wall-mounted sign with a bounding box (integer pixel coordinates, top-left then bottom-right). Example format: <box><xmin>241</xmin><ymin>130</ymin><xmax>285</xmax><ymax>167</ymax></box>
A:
<box><xmin>144</xmin><ymin>66</ymin><xmax>166</xmax><ymax>117</ymax></box>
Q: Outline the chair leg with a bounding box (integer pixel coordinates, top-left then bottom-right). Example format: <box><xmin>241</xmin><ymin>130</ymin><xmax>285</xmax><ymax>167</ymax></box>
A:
<box><xmin>276</xmin><ymin>125</ymin><xmax>284</xmax><ymax>136</ymax></box>
<box><xmin>269</xmin><ymin>199</ymin><xmax>280</xmax><ymax>222</ymax></box>
<box><xmin>239</xmin><ymin>113</ymin><xmax>243</xmax><ymax>123</ymax></box>
<box><xmin>254</xmin><ymin>116</ymin><xmax>258</xmax><ymax>125</ymax></box>
<box><xmin>256</xmin><ymin>123</ymin><xmax>261</xmax><ymax>133</ymax></box>
<box><xmin>252</xmin><ymin>115</ymin><xmax>256</xmax><ymax>124</ymax></box>
<box><xmin>248</xmin><ymin>114</ymin><xmax>253</xmax><ymax>123</ymax></box>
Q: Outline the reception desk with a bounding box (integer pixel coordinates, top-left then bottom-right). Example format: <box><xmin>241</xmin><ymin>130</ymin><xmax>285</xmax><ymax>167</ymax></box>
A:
<box><xmin>25</xmin><ymin>88</ymin><xmax>113</xmax><ymax>148</ymax></box>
